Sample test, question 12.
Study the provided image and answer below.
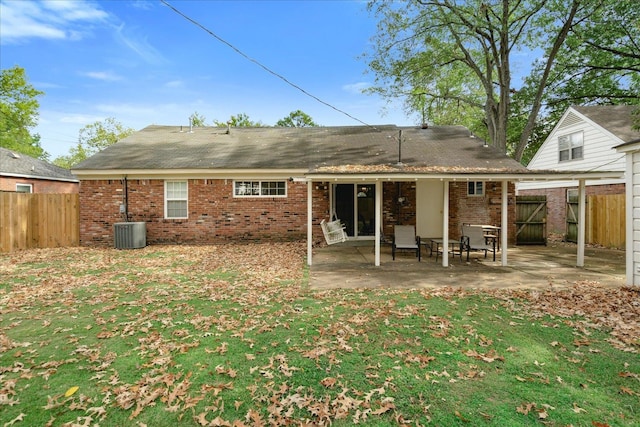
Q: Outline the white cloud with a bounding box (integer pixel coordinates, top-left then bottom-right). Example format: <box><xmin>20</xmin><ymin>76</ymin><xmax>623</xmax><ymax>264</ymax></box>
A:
<box><xmin>59</xmin><ymin>113</ymin><xmax>105</xmax><ymax>124</ymax></box>
<box><xmin>114</xmin><ymin>23</ymin><xmax>166</xmax><ymax>65</ymax></box>
<box><xmin>342</xmin><ymin>82</ymin><xmax>371</xmax><ymax>95</ymax></box>
<box><xmin>81</xmin><ymin>71</ymin><xmax>122</xmax><ymax>81</ymax></box>
<box><xmin>94</xmin><ymin>103</ymin><xmax>156</xmax><ymax>116</ymax></box>
<box><xmin>164</xmin><ymin>80</ymin><xmax>184</xmax><ymax>89</ymax></box>
<box><xmin>0</xmin><ymin>0</ymin><xmax>108</xmax><ymax>44</ymax></box>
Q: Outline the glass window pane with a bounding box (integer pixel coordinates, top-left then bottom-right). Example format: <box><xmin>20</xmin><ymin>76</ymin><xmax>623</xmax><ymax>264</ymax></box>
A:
<box><xmin>559</xmin><ymin>150</ymin><xmax>569</xmax><ymax>162</ymax></box>
<box><xmin>167</xmin><ymin>200</ymin><xmax>187</xmax><ymax>218</ymax></box>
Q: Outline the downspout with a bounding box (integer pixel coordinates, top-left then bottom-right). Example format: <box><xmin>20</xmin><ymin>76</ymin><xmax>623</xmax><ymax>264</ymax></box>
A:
<box><xmin>122</xmin><ymin>176</ymin><xmax>129</xmax><ymax>222</ymax></box>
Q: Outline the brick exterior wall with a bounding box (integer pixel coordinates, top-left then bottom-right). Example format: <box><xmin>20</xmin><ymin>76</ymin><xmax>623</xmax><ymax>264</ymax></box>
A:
<box><xmin>79</xmin><ymin>178</ymin><xmax>514</xmax><ymax>247</ymax></box>
<box><xmin>449</xmin><ymin>181</ymin><xmax>517</xmax><ymax>243</ymax></box>
<box><xmin>0</xmin><ymin>176</ymin><xmax>78</xmax><ymax>193</ymax></box>
<box><xmin>79</xmin><ymin>179</ymin><xmax>320</xmax><ymax>246</ymax></box>
<box><xmin>519</xmin><ymin>183</ymin><xmax>624</xmax><ymax>234</ymax></box>
<box><xmin>381</xmin><ymin>182</ymin><xmax>417</xmax><ymax>236</ymax></box>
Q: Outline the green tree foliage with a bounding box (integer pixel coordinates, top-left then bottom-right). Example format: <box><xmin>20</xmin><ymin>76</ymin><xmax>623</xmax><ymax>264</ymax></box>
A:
<box><xmin>54</xmin><ymin>118</ymin><xmax>134</xmax><ymax>168</ymax></box>
<box><xmin>365</xmin><ymin>0</ymin><xmax>640</xmax><ymax>162</ymax></box>
<box><xmin>189</xmin><ymin>111</ymin><xmax>207</xmax><ymax>127</ymax></box>
<box><xmin>0</xmin><ymin>66</ymin><xmax>46</xmax><ymax>159</ymax></box>
<box><xmin>276</xmin><ymin>110</ymin><xmax>319</xmax><ymax>127</ymax></box>
<box><xmin>214</xmin><ymin>113</ymin><xmax>264</xmax><ymax>127</ymax></box>
<box><xmin>514</xmin><ymin>0</ymin><xmax>640</xmax><ymax>162</ymax></box>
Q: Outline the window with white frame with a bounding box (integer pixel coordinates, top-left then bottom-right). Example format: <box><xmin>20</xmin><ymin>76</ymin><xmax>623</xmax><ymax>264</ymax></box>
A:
<box><xmin>234</xmin><ymin>180</ymin><xmax>286</xmax><ymax>197</ymax></box>
<box><xmin>16</xmin><ymin>184</ymin><xmax>32</xmax><ymax>193</ymax></box>
<box><xmin>558</xmin><ymin>131</ymin><xmax>583</xmax><ymax>162</ymax></box>
<box><xmin>165</xmin><ymin>181</ymin><xmax>188</xmax><ymax>218</ymax></box>
<box><xmin>467</xmin><ymin>181</ymin><xmax>484</xmax><ymax>196</ymax></box>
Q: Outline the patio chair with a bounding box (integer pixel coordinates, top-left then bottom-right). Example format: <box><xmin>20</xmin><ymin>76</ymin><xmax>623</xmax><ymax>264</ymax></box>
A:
<box><xmin>320</xmin><ymin>219</ymin><xmax>348</xmax><ymax>245</ymax></box>
<box><xmin>461</xmin><ymin>224</ymin><xmax>496</xmax><ymax>261</ymax></box>
<box><xmin>392</xmin><ymin>225</ymin><xmax>421</xmax><ymax>261</ymax></box>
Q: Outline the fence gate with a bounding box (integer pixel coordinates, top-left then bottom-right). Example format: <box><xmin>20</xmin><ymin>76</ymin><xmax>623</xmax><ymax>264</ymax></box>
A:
<box><xmin>566</xmin><ymin>194</ymin><xmax>579</xmax><ymax>243</ymax></box>
<box><xmin>515</xmin><ymin>196</ymin><xmax>547</xmax><ymax>245</ymax></box>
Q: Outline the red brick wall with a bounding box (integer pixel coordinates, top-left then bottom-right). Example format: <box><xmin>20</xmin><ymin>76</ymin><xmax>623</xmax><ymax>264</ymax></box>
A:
<box><xmin>449</xmin><ymin>181</ymin><xmax>517</xmax><ymax>243</ymax></box>
<box><xmin>0</xmin><ymin>176</ymin><xmax>78</xmax><ymax>193</ymax></box>
<box><xmin>519</xmin><ymin>183</ymin><xmax>624</xmax><ymax>234</ymax></box>
<box><xmin>79</xmin><ymin>178</ymin><xmax>314</xmax><ymax>246</ymax></box>
<box><xmin>382</xmin><ymin>182</ymin><xmax>417</xmax><ymax>236</ymax></box>
<box><xmin>79</xmin><ymin>178</ymin><xmax>518</xmax><ymax>247</ymax></box>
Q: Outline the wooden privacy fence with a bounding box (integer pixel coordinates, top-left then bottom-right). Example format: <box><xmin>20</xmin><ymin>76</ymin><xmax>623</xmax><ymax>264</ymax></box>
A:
<box><xmin>0</xmin><ymin>193</ymin><xmax>79</xmax><ymax>252</ymax></box>
<box><xmin>567</xmin><ymin>193</ymin><xmax>625</xmax><ymax>249</ymax></box>
<box><xmin>587</xmin><ymin>194</ymin><xmax>625</xmax><ymax>249</ymax></box>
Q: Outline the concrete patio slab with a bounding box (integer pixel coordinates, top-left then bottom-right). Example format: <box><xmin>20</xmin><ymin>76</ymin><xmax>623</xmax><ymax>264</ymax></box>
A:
<box><xmin>309</xmin><ymin>241</ymin><xmax>626</xmax><ymax>290</ymax></box>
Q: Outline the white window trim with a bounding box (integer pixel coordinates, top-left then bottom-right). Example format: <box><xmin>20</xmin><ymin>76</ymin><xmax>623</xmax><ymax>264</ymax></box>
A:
<box><xmin>558</xmin><ymin>131</ymin><xmax>584</xmax><ymax>162</ymax></box>
<box><xmin>16</xmin><ymin>183</ymin><xmax>33</xmax><ymax>193</ymax></box>
<box><xmin>467</xmin><ymin>181</ymin><xmax>484</xmax><ymax>197</ymax></box>
<box><xmin>233</xmin><ymin>180</ymin><xmax>287</xmax><ymax>198</ymax></box>
<box><xmin>164</xmin><ymin>180</ymin><xmax>188</xmax><ymax>219</ymax></box>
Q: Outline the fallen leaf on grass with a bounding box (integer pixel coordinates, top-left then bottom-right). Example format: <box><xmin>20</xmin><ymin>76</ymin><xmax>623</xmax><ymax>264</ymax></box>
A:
<box><xmin>321</xmin><ymin>377</ymin><xmax>337</xmax><ymax>388</ymax></box>
<box><xmin>64</xmin><ymin>386</ymin><xmax>79</xmax><ymax>397</ymax></box>
<box><xmin>620</xmin><ymin>386</ymin><xmax>638</xmax><ymax>396</ymax></box>
<box><xmin>572</xmin><ymin>402</ymin><xmax>586</xmax><ymax>413</ymax></box>
<box><xmin>3</xmin><ymin>413</ymin><xmax>26</xmax><ymax>426</ymax></box>
<box><xmin>516</xmin><ymin>402</ymin><xmax>536</xmax><ymax>416</ymax></box>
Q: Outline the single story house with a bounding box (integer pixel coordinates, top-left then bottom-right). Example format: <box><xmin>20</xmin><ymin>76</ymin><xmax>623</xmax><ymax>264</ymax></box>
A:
<box><xmin>72</xmin><ymin>124</ymin><xmax>621</xmax><ymax>267</ymax></box>
<box><xmin>0</xmin><ymin>147</ymin><xmax>78</xmax><ymax>193</ymax></box>
<box><xmin>517</xmin><ymin>105</ymin><xmax>638</xmax><ymax>242</ymax></box>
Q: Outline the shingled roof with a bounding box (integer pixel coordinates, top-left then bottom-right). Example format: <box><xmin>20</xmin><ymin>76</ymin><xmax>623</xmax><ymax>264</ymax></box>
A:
<box><xmin>73</xmin><ymin>124</ymin><xmax>528</xmax><ymax>174</ymax></box>
<box><xmin>573</xmin><ymin>105</ymin><xmax>639</xmax><ymax>144</ymax></box>
<box><xmin>0</xmin><ymin>147</ymin><xmax>77</xmax><ymax>182</ymax></box>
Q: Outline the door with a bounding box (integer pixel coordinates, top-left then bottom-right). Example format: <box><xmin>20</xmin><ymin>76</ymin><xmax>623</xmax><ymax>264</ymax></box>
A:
<box><xmin>334</xmin><ymin>184</ymin><xmax>376</xmax><ymax>238</ymax></box>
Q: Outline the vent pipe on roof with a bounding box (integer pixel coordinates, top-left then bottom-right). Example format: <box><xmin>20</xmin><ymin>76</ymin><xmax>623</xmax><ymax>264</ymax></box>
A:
<box><xmin>189</xmin><ymin>118</ymin><xmax>193</xmax><ymax>133</ymax></box>
<box><xmin>397</xmin><ymin>129</ymin><xmax>403</xmax><ymax>166</ymax></box>
<box><xmin>226</xmin><ymin>120</ymin><xmax>232</xmax><ymax>135</ymax></box>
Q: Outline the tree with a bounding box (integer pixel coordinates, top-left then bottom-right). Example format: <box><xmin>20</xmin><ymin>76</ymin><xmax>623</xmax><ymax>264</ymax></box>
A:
<box><xmin>54</xmin><ymin>118</ymin><xmax>134</xmax><ymax>168</ymax></box>
<box><xmin>0</xmin><ymin>66</ymin><xmax>46</xmax><ymax>159</ymax></box>
<box><xmin>189</xmin><ymin>111</ymin><xmax>207</xmax><ymax>127</ymax></box>
<box><xmin>276</xmin><ymin>110</ymin><xmax>319</xmax><ymax>127</ymax></box>
<box><xmin>213</xmin><ymin>113</ymin><xmax>264</xmax><ymax>127</ymax></box>
<box><xmin>364</xmin><ymin>0</ymin><xmax>640</xmax><ymax>162</ymax></box>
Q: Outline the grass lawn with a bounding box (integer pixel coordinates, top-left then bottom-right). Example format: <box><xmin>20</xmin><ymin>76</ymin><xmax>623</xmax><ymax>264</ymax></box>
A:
<box><xmin>0</xmin><ymin>243</ymin><xmax>638</xmax><ymax>426</ymax></box>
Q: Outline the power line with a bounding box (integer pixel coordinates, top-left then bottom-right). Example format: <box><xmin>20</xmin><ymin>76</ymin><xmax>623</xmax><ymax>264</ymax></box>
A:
<box><xmin>159</xmin><ymin>0</ymin><xmax>375</xmax><ymax>128</ymax></box>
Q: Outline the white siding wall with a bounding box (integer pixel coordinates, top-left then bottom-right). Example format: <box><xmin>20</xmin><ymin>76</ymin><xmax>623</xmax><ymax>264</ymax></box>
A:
<box><xmin>518</xmin><ymin>111</ymin><xmax>626</xmax><ymax>191</ymax></box>
<box><xmin>632</xmin><ymin>151</ymin><xmax>640</xmax><ymax>285</ymax></box>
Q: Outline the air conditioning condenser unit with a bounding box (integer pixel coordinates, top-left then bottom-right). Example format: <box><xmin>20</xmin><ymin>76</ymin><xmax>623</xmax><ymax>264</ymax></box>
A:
<box><xmin>114</xmin><ymin>222</ymin><xmax>146</xmax><ymax>249</ymax></box>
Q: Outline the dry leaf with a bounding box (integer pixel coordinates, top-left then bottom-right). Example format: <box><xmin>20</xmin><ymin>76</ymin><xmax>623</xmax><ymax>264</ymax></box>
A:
<box><xmin>64</xmin><ymin>386</ymin><xmax>79</xmax><ymax>397</ymax></box>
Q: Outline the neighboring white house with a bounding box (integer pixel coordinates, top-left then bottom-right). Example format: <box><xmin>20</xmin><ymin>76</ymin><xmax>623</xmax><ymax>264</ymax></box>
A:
<box><xmin>517</xmin><ymin>105</ymin><xmax>638</xmax><ymax>239</ymax></box>
<box><xmin>615</xmin><ymin>137</ymin><xmax>640</xmax><ymax>286</ymax></box>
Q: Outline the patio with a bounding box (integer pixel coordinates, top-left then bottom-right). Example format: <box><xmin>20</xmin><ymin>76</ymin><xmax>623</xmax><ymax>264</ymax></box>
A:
<box><xmin>309</xmin><ymin>240</ymin><xmax>625</xmax><ymax>290</ymax></box>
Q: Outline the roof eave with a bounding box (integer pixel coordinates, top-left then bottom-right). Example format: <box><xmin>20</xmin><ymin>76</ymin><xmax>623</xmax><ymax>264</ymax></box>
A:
<box><xmin>1</xmin><ymin>172</ymin><xmax>79</xmax><ymax>183</ymax></box>
<box><xmin>72</xmin><ymin>168</ymin><xmax>309</xmax><ymax>180</ymax></box>
<box><xmin>306</xmin><ymin>171</ymin><xmax>624</xmax><ymax>182</ymax></box>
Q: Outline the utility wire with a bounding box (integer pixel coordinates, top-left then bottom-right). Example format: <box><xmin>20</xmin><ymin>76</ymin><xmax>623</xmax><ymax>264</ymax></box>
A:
<box><xmin>160</xmin><ymin>0</ymin><xmax>375</xmax><ymax>128</ymax></box>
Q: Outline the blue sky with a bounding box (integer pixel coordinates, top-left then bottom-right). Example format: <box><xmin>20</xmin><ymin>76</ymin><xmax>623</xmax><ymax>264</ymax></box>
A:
<box><xmin>1</xmin><ymin>0</ymin><xmax>417</xmax><ymax>159</ymax></box>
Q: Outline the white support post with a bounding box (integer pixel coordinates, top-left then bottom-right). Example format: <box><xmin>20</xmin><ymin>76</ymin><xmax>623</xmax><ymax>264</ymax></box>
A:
<box><xmin>625</xmin><ymin>154</ymin><xmax>634</xmax><ymax>285</ymax></box>
<box><xmin>577</xmin><ymin>179</ymin><xmax>586</xmax><ymax>267</ymax></box>
<box><xmin>501</xmin><ymin>180</ymin><xmax>508</xmax><ymax>266</ymax></box>
<box><xmin>375</xmin><ymin>181</ymin><xmax>382</xmax><ymax>266</ymax></box>
<box><xmin>307</xmin><ymin>180</ymin><xmax>313</xmax><ymax>266</ymax></box>
<box><xmin>442</xmin><ymin>180</ymin><xmax>449</xmax><ymax>267</ymax></box>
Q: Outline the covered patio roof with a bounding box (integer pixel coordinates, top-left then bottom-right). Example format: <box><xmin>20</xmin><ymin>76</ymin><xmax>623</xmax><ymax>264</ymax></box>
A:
<box><xmin>301</xmin><ymin>169</ymin><xmax>624</xmax><ymax>269</ymax></box>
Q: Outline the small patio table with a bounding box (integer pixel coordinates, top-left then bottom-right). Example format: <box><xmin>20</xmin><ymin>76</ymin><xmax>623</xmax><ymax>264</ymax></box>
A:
<box><xmin>474</xmin><ymin>225</ymin><xmax>501</xmax><ymax>251</ymax></box>
<box><xmin>425</xmin><ymin>238</ymin><xmax>464</xmax><ymax>262</ymax></box>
